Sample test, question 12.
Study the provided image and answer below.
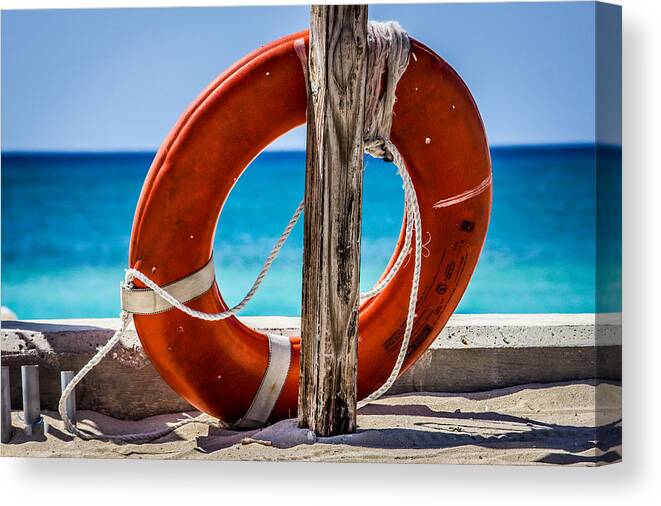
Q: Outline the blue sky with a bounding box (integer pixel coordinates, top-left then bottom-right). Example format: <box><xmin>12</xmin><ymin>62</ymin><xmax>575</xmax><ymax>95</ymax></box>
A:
<box><xmin>1</xmin><ymin>2</ymin><xmax>616</xmax><ymax>151</ymax></box>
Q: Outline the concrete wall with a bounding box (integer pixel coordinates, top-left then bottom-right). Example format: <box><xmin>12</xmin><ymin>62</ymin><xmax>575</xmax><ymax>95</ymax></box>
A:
<box><xmin>1</xmin><ymin>314</ymin><xmax>621</xmax><ymax>419</ymax></box>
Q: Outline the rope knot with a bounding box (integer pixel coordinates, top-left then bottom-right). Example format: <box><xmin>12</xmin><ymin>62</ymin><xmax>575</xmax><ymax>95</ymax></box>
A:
<box><xmin>364</xmin><ymin>136</ymin><xmax>394</xmax><ymax>162</ymax></box>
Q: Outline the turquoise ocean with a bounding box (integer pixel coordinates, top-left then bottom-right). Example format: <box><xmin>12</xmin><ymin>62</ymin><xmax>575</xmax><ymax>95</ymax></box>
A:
<box><xmin>1</xmin><ymin>145</ymin><xmax>621</xmax><ymax>319</ymax></box>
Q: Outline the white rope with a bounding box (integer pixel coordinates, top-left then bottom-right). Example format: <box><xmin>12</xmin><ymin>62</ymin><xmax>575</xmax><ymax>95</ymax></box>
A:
<box><xmin>57</xmin><ymin>198</ymin><xmax>305</xmax><ymax>441</ymax></box>
<box><xmin>58</xmin><ymin>21</ymin><xmax>419</xmax><ymax>440</ymax></box>
<box><xmin>356</xmin><ymin>22</ymin><xmax>423</xmax><ymax>405</ymax></box>
<box><xmin>358</xmin><ymin>144</ymin><xmax>422</xmax><ymax>407</ymax></box>
<box><xmin>124</xmin><ymin>201</ymin><xmax>304</xmax><ymax>321</ymax></box>
<box><xmin>57</xmin><ymin>312</ymin><xmax>226</xmax><ymax>442</ymax></box>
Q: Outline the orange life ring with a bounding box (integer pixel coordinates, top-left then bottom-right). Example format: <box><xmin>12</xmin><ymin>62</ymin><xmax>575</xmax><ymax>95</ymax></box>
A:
<box><xmin>128</xmin><ymin>31</ymin><xmax>491</xmax><ymax>427</ymax></box>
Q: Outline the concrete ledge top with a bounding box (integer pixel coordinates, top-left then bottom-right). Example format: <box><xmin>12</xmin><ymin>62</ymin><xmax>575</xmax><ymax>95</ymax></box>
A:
<box><xmin>0</xmin><ymin>314</ymin><xmax>622</xmax><ymax>417</ymax></box>
<box><xmin>1</xmin><ymin>313</ymin><xmax>622</xmax><ymax>352</ymax></box>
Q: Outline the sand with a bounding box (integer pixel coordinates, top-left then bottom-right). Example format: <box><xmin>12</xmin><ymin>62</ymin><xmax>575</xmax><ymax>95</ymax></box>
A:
<box><xmin>0</xmin><ymin>381</ymin><xmax>621</xmax><ymax>466</ymax></box>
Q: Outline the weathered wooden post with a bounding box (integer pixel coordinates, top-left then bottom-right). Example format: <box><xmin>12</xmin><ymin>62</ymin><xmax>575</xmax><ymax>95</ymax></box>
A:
<box><xmin>298</xmin><ymin>4</ymin><xmax>368</xmax><ymax>436</ymax></box>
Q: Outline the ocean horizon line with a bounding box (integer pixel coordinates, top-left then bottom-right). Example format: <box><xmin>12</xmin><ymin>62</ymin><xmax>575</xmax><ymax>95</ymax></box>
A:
<box><xmin>1</xmin><ymin>142</ymin><xmax>621</xmax><ymax>157</ymax></box>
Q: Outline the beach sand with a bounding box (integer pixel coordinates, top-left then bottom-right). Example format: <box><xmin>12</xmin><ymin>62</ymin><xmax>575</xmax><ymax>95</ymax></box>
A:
<box><xmin>1</xmin><ymin>381</ymin><xmax>621</xmax><ymax>466</ymax></box>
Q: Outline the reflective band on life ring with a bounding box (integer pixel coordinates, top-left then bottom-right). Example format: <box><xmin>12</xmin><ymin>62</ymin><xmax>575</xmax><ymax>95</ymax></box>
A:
<box><xmin>128</xmin><ymin>31</ymin><xmax>492</xmax><ymax>427</ymax></box>
<box><xmin>234</xmin><ymin>333</ymin><xmax>292</xmax><ymax>429</ymax></box>
<box><xmin>121</xmin><ymin>257</ymin><xmax>216</xmax><ymax>315</ymax></box>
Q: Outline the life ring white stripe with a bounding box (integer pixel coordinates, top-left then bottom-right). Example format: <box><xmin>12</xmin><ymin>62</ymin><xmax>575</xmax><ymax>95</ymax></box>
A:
<box><xmin>234</xmin><ymin>333</ymin><xmax>292</xmax><ymax>429</ymax></box>
<box><xmin>121</xmin><ymin>258</ymin><xmax>215</xmax><ymax>315</ymax></box>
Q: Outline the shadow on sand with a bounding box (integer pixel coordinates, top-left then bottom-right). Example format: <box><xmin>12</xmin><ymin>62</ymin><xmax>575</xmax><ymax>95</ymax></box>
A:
<box><xmin>196</xmin><ymin>403</ymin><xmax>622</xmax><ymax>465</ymax></box>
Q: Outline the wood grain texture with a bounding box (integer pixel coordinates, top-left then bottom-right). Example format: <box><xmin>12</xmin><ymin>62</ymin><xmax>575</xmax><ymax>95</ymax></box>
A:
<box><xmin>298</xmin><ymin>5</ymin><xmax>368</xmax><ymax>436</ymax></box>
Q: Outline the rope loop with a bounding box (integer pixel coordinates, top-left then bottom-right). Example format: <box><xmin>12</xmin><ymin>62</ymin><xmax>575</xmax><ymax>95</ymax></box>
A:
<box><xmin>363</xmin><ymin>21</ymin><xmax>410</xmax><ymax>163</ymax></box>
